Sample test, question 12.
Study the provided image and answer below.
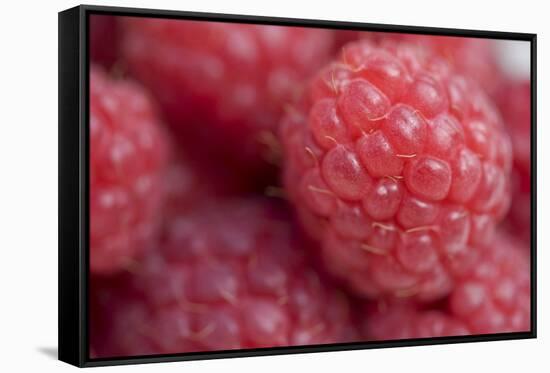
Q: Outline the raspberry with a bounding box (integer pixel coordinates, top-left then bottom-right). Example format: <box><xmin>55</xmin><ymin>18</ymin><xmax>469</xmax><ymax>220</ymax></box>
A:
<box><xmin>90</xmin><ymin>199</ymin><xmax>356</xmax><ymax>357</ymax></box>
<box><xmin>90</xmin><ymin>15</ymin><xmax>118</xmax><ymax>68</ymax></box>
<box><xmin>90</xmin><ymin>66</ymin><xmax>169</xmax><ymax>274</ymax></box>
<box><xmin>448</xmin><ymin>233</ymin><xmax>530</xmax><ymax>334</ymax></box>
<box><xmin>119</xmin><ymin>18</ymin><xmax>334</xmax><ymax>173</ymax></box>
<box><xmin>280</xmin><ymin>40</ymin><xmax>512</xmax><ymax>301</ymax></box>
<box><xmin>496</xmin><ymin>81</ymin><xmax>531</xmax><ymax>244</ymax></box>
<box><xmin>360</xmin><ymin>232</ymin><xmax>530</xmax><ymax>339</ymax></box>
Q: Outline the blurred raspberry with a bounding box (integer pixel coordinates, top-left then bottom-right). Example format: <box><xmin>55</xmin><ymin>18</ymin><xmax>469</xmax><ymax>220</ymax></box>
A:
<box><xmin>448</xmin><ymin>233</ymin><xmax>530</xmax><ymax>334</ymax></box>
<box><xmin>90</xmin><ymin>15</ymin><xmax>118</xmax><ymax>68</ymax></box>
<box><xmin>496</xmin><ymin>80</ymin><xmax>531</xmax><ymax>244</ymax></box>
<box><xmin>90</xmin><ymin>199</ymin><xmax>357</xmax><ymax>357</ymax></box>
<box><xmin>90</xmin><ymin>66</ymin><xmax>169</xmax><ymax>274</ymax></box>
<box><xmin>119</xmin><ymin>18</ymin><xmax>334</xmax><ymax>176</ymax></box>
<box><xmin>280</xmin><ymin>40</ymin><xmax>512</xmax><ymax>301</ymax></box>
<box><xmin>360</xmin><ymin>232</ymin><xmax>530</xmax><ymax>339</ymax></box>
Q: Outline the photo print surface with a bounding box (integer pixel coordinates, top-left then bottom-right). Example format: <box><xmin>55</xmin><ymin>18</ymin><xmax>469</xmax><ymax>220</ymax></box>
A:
<box><xmin>87</xmin><ymin>13</ymin><xmax>533</xmax><ymax>359</ymax></box>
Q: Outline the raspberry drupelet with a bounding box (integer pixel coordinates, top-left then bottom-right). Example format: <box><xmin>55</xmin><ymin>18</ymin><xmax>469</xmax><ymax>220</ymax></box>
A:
<box><xmin>360</xmin><ymin>232</ymin><xmax>530</xmax><ymax>339</ymax></box>
<box><xmin>119</xmin><ymin>18</ymin><xmax>334</xmax><ymax>174</ymax></box>
<box><xmin>280</xmin><ymin>40</ymin><xmax>513</xmax><ymax>301</ymax></box>
<box><xmin>90</xmin><ymin>66</ymin><xmax>169</xmax><ymax>274</ymax></box>
<box><xmin>90</xmin><ymin>199</ymin><xmax>357</xmax><ymax>357</ymax></box>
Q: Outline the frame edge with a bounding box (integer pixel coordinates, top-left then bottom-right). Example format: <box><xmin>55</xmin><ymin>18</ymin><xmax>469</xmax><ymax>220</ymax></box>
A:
<box><xmin>58</xmin><ymin>5</ymin><xmax>85</xmax><ymax>368</ymax></box>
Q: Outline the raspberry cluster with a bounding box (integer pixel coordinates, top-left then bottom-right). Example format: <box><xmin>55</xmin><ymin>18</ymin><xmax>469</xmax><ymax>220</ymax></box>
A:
<box><xmin>89</xmin><ymin>19</ymin><xmax>532</xmax><ymax>359</ymax></box>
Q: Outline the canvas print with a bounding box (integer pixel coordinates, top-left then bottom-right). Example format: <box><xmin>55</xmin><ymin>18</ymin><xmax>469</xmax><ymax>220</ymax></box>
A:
<box><xmin>87</xmin><ymin>14</ymin><xmax>532</xmax><ymax>359</ymax></box>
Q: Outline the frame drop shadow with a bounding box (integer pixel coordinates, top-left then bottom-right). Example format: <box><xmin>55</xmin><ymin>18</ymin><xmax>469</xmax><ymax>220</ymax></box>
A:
<box><xmin>37</xmin><ymin>347</ymin><xmax>58</xmax><ymax>360</ymax></box>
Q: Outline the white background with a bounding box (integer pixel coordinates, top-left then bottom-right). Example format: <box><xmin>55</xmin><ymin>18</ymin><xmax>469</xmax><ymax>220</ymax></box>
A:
<box><xmin>0</xmin><ymin>0</ymin><xmax>546</xmax><ymax>371</ymax></box>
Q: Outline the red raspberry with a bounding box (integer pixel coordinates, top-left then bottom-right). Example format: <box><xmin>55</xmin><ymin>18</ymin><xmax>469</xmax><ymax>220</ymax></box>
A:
<box><xmin>360</xmin><ymin>232</ymin><xmax>530</xmax><ymax>339</ymax></box>
<box><xmin>496</xmin><ymin>81</ymin><xmax>531</xmax><ymax>244</ymax></box>
<box><xmin>90</xmin><ymin>66</ymin><xmax>169</xmax><ymax>274</ymax></box>
<box><xmin>90</xmin><ymin>199</ymin><xmax>356</xmax><ymax>357</ymax></box>
<box><xmin>280</xmin><ymin>40</ymin><xmax>512</xmax><ymax>301</ymax></box>
<box><xmin>119</xmin><ymin>18</ymin><xmax>334</xmax><ymax>173</ymax></box>
<box><xmin>448</xmin><ymin>233</ymin><xmax>530</xmax><ymax>334</ymax></box>
<box><xmin>90</xmin><ymin>15</ymin><xmax>118</xmax><ymax>68</ymax></box>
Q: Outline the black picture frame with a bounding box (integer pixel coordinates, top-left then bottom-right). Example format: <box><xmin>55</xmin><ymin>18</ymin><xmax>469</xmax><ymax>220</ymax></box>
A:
<box><xmin>59</xmin><ymin>4</ymin><xmax>537</xmax><ymax>368</ymax></box>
